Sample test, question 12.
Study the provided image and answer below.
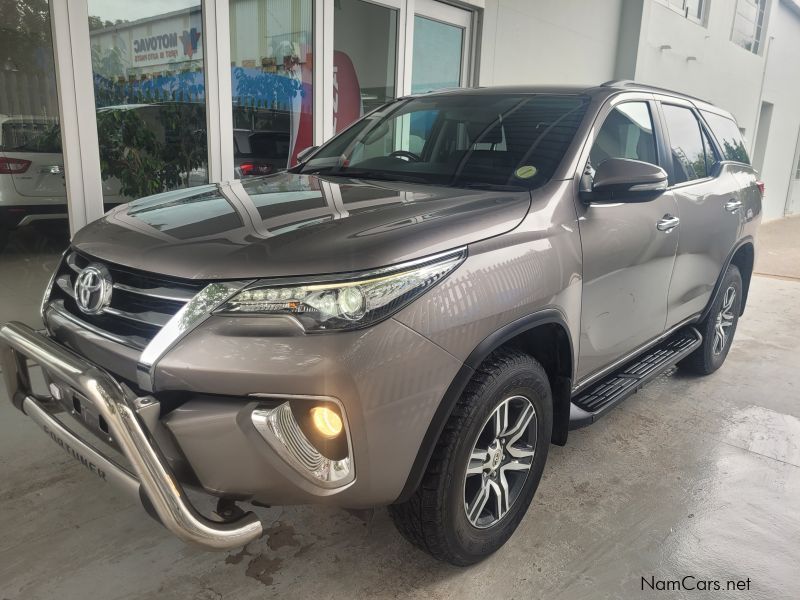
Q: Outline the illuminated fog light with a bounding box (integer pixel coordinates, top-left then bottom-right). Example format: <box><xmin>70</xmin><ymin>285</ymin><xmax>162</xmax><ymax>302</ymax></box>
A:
<box><xmin>310</xmin><ymin>406</ymin><xmax>343</xmax><ymax>439</ymax></box>
<box><xmin>251</xmin><ymin>402</ymin><xmax>354</xmax><ymax>487</ymax></box>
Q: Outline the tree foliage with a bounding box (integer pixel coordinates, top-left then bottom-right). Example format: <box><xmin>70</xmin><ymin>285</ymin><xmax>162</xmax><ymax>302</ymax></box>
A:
<box><xmin>95</xmin><ymin>103</ymin><xmax>206</xmax><ymax>199</ymax></box>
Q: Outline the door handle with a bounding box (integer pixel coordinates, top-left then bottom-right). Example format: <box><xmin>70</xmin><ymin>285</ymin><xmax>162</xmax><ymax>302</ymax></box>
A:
<box><xmin>656</xmin><ymin>215</ymin><xmax>680</xmax><ymax>232</ymax></box>
<box><xmin>725</xmin><ymin>199</ymin><xmax>743</xmax><ymax>213</ymax></box>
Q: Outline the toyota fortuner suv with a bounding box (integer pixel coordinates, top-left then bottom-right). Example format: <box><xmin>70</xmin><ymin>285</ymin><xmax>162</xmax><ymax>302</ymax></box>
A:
<box><xmin>0</xmin><ymin>81</ymin><xmax>761</xmax><ymax>565</ymax></box>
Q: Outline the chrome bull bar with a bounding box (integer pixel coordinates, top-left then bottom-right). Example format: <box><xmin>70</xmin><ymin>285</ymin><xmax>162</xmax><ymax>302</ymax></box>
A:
<box><xmin>0</xmin><ymin>321</ymin><xmax>262</xmax><ymax>550</ymax></box>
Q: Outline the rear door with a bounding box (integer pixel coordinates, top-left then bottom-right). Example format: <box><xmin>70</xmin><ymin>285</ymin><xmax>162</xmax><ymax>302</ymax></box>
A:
<box><xmin>656</xmin><ymin>99</ymin><xmax>742</xmax><ymax>327</ymax></box>
<box><xmin>574</xmin><ymin>94</ymin><xmax>679</xmax><ymax>380</ymax></box>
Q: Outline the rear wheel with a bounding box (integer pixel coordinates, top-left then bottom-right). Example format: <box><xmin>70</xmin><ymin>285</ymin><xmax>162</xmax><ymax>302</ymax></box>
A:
<box><xmin>390</xmin><ymin>349</ymin><xmax>552</xmax><ymax>565</ymax></box>
<box><xmin>679</xmin><ymin>264</ymin><xmax>742</xmax><ymax>375</ymax></box>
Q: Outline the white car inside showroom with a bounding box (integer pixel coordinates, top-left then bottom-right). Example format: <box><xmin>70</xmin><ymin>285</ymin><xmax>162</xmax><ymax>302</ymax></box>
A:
<box><xmin>1</xmin><ymin>0</ymin><xmax>799</xmax><ymax>598</ymax></box>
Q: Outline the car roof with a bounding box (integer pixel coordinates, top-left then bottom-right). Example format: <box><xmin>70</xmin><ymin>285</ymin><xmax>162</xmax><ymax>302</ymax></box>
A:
<box><xmin>407</xmin><ymin>81</ymin><xmax>735</xmax><ymax>120</ymax></box>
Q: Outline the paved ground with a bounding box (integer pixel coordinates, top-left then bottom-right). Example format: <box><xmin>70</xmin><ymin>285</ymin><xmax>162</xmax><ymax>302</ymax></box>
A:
<box><xmin>754</xmin><ymin>214</ymin><xmax>800</xmax><ymax>280</ymax></box>
<box><xmin>1</xmin><ymin>222</ymin><xmax>799</xmax><ymax>599</ymax></box>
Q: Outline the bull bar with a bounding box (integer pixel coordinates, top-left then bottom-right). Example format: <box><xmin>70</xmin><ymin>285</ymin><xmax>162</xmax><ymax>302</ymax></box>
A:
<box><xmin>0</xmin><ymin>321</ymin><xmax>262</xmax><ymax>550</ymax></box>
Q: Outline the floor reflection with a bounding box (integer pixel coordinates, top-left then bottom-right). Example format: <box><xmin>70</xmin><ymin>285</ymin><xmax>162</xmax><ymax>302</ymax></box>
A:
<box><xmin>0</xmin><ymin>224</ymin><xmax>69</xmax><ymax>327</ymax></box>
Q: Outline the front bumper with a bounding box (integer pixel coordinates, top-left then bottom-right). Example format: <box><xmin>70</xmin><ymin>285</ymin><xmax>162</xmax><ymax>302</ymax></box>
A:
<box><xmin>0</xmin><ymin>322</ymin><xmax>262</xmax><ymax>551</ymax></box>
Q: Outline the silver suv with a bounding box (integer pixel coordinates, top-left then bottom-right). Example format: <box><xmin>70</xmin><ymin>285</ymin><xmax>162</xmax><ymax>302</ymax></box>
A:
<box><xmin>0</xmin><ymin>81</ymin><xmax>762</xmax><ymax>565</ymax></box>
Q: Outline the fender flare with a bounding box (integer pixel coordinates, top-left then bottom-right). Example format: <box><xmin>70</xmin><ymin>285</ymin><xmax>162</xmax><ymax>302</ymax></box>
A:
<box><xmin>699</xmin><ymin>236</ymin><xmax>755</xmax><ymax>322</ymax></box>
<box><xmin>394</xmin><ymin>308</ymin><xmax>574</xmax><ymax>504</ymax></box>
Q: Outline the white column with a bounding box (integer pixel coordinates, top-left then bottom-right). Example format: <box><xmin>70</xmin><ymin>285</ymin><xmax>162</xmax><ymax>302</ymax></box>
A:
<box><xmin>400</xmin><ymin>0</ymin><xmax>415</xmax><ymax>96</ymax></box>
<box><xmin>202</xmin><ymin>0</ymin><xmax>236</xmax><ymax>183</ymax></box>
<box><xmin>315</xmin><ymin>0</ymin><xmax>335</xmax><ymax>144</ymax></box>
<box><xmin>49</xmin><ymin>0</ymin><xmax>104</xmax><ymax>234</ymax></box>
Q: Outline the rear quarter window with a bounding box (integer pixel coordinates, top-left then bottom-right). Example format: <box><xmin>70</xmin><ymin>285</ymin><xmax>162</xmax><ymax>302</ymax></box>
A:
<box><xmin>1</xmin><ymin>120</ymin><xmax>62</xmax><ymax>153</ymax></box>
<box><xmin>701</xmin><ymin>111</ymin><xmax>750</xmax><ymax>164</ymax></box>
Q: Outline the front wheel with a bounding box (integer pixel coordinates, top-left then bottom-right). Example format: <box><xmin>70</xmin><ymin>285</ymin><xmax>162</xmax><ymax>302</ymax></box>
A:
<box><xmin>390</xmin><ymin>348</ymin><xmax>552</xmax><ymax>565</ymax></box>
<box><xmin>679</xmin><ymin>264</ymin><xmax>742</xmax><ymax>375</ymax></box>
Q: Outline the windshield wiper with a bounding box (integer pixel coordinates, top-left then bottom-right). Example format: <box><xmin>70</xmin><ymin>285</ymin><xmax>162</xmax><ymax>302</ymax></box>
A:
<box><xmin>455</xmin><ymin>182</ymin><xmax>527</xmax><ymax>192</ymax></box>
<box><xmin>309</xmin><ymin>168</ymin><xmax>432</xmax><ymax>184</ymax></box>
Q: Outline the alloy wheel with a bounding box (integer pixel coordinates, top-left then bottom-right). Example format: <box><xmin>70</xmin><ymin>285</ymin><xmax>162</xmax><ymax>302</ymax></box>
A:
<box><xmin>463</xmin><ymin>395</ymin><xmax>536</xmax><ymax>529</ymax></box>
<box><xmin>713</xmin><ymin>284</ymin><xmax>737</xmax><ymax>355</ymax></box>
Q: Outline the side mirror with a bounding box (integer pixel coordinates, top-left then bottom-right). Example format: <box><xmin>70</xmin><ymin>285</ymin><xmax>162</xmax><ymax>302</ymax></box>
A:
<box><xmin>296</xmin><ymin>145</ymin><xmax>319</xmax><ymax>164</ymax></box>
<box><xmin>583</xmin><ymin>158</ymin><xmax>668</xmax><ymax>202</ymax></box>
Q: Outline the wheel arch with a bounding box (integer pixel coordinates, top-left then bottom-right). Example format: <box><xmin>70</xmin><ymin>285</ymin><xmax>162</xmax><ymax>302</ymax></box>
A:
<box><xmin>700</xmin><ymin>237</ymin><xmax>755</xmax><ymax>322</ymax></box>
<box><xmin>394</xmin><ymin>309</ymin><xmax>574</xmax><ymax>504</ymax></box>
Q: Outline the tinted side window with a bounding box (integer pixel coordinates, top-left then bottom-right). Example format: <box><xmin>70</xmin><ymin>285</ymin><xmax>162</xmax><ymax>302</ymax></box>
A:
<box><xmin>701</xmin><ymin>126</ymin><xmax>719</xmax><ymax>173</ymax></box>
<box><xmin>590</xmin><ymin>102</ymin><xmax>657</xmax><ymax>167</ymax></box>
<box><xmin>662</xmin><ymin>105</ymin><xmax>708</xmax><ymax>184</ymax></box>
<box><xmin>701</xmin><ymin>110</ymin><xmax>751</xmax><ymax>164</ymax></box>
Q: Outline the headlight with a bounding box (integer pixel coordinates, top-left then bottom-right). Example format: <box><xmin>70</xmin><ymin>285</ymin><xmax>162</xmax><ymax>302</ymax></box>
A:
<box><xmin>214</xmin><ymin>249</ymin><xmax>466</xmax><ymax>332</ymax></box>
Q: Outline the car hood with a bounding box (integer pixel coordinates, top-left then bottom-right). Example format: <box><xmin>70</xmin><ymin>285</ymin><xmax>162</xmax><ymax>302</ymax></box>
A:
<box><xmin>71</xmin><ymin>172</ymin><xmax>532</xmax><ymax>280</ymax></box>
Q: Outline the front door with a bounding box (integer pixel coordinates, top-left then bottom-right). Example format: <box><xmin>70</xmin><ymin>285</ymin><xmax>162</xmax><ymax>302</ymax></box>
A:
<box><xmin>574</xmin><ymin>97</ymin><xmax>679</xmax><ymax>381</ymax></box>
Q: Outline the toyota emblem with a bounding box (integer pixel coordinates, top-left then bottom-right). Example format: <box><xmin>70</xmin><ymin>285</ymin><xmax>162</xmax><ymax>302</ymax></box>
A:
<box><xmin>73</xmin><ymin>264</ymin><xmax>113</xmax><ymax>314</ymax></box>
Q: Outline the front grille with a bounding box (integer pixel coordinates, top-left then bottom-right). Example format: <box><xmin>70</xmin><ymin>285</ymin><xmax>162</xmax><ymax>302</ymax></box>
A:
<box><xmin>46</xmin><ymin>250</ymin><xmax>206</xmax><ymax>350</ymax></box>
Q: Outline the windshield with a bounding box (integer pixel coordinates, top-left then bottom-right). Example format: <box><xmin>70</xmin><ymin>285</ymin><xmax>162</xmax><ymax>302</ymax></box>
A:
<box><xmin>298</xmin><ymin>93</ymin><xmax>589</xmax><ymax>189</ymax></box>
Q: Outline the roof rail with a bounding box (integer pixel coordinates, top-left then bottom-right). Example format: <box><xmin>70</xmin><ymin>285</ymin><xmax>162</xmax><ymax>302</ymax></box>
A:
<box><xmin>599</xmin><ymin>79</ymin><xmax>710</xmax><ymax>104</ymax></box>
<box><xmin>600</xmin><ymin>79</ymin><xmax>636</xmax><ymax>87</ymax></box>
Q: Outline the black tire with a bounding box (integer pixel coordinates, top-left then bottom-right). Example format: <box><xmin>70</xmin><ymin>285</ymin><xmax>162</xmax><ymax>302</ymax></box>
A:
<box><xmin>678</xmin><ymin>264</ymin><xmax>742</xmax><ymax>375</ymax></box>
<box><xmin>389</xmin><ymin>348</ymin><xmax>552</xmax><ymax>566</ymax></box>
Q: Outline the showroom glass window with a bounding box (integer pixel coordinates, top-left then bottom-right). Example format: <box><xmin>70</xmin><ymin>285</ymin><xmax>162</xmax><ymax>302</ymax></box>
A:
<box><xmin>0</xmin><ymin>0</ymin><xmax>69</xmax><ymax>327</ymax></box>
<box><xmin>411</xmin><ymin>15</ymin><xmax>463</xmax><ymax>94</ymax></box>
<box><xmin>87</xmin><ymin>0</ymin><xmax>208</xmax><ymax>204</ymax></box>
<box><xmin>229</xmin><ymin>0</ymin><xmax>312</xmax><ymax>172</ymax></box>
<box><xmin>333</xmin><ymin>0</ymin><xmax>398</xmax><ymax>133</ymax></box>
<box><xmin>662</xmin><ymin>104</ymin><xmax>710</xmax><ymax>184</ymax></box>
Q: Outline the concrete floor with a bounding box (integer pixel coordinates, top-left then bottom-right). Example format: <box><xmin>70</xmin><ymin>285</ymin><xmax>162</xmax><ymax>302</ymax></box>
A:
<box><xmin>1</xmin><ymin>224</ymin><xmax>799</xmax><ymax>599</ymax></box>
<box><xmin>754</xmin><ymin>214</ymin><xmax>800</xmax><ymax>280</ymax></box>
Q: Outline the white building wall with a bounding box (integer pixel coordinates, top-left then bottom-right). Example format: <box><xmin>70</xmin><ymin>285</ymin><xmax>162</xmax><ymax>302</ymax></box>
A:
<box><xmin>758</xmin><ymin>0</ymin><xmax>800</xmax><ymax>219</ymax></box>
<box><xmin>630</xmin><ymin>0</ymin><xmax>765</xmax><ymax>142</ymax></box>
<box><xmin>478</xmin><ymin>0</ymin><xmax>623</xmax><ymax>86</ymax></box>
<box><xmin>477</xmin><ymin>0</ymin><xmax>797</xmax><ymax>220</ymax></box>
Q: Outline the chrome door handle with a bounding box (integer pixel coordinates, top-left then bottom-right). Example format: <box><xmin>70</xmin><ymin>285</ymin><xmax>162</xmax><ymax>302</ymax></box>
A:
<box><xmin>656</xmin><ymin>215</ymin><xmax>680</xmax><ymax>231</ymax></box>
<box><xmin>725</xmin><ymin>199</ymin><xmax>743</xmax><ymax>213</ymax></box>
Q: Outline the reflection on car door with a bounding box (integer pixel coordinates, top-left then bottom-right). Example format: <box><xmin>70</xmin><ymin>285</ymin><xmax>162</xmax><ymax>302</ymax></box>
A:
<box><xmin>575</xmin><ymin>98</ymin><xmax>679</xmax><ymax>380</ymax></box>
<box><xmin>657</xmin><ymin>101</ymin><xmax>742</xmax><ymax>328</ymax></box>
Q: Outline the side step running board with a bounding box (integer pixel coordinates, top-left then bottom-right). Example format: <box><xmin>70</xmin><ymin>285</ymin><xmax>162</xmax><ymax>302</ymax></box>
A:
<box><xmin>569</xmin><ymin>327</ymin><xmax>702</xmax><ymax>429</ymax></box>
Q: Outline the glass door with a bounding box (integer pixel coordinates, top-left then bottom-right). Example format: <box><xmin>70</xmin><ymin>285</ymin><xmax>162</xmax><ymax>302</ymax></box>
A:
<box><xmin>332</xmin><ymin>0</ymin><xmax>402</xmax><ymax>133</ymax></box>
<box><xmin>0</xmin><ymin>0</ymin><xmax>69</xmax><ymax>327</ymax></box>
<box><xmin>411</xmin><ymin>0</ymin><xmax>472</xmax><ymax>94</ymax></box>
<box><xmin>87</xmin><ymin>0</ymin><xmax>209</xmax><ymax>205</ymax></box>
